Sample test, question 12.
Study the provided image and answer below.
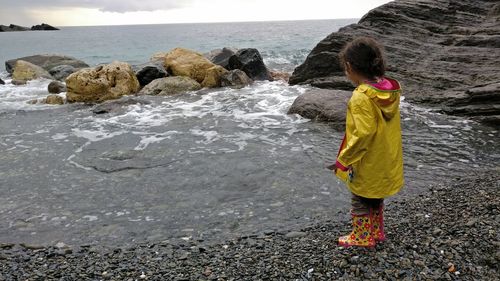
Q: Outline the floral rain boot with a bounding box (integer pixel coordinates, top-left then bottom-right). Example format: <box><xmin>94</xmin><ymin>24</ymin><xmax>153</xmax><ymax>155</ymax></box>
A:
<box><xmin>338</xmin><ymin>213</ymin><xmax>375</xmax><ymax>247</ymax></box>
<box><xmin>372</xmin><ymin>204</ymin><xmax>386</xmax><ymax>242</ymax></box>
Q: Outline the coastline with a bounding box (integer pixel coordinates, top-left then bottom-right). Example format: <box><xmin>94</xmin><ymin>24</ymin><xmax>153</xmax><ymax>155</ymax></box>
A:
<box><xmin>1</xmin><ymin>170</ymin><xmax>498</xmax><ymax>280</ymax></box>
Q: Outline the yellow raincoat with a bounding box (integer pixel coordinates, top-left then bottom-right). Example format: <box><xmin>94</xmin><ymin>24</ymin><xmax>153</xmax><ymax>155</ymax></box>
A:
<box><xmin>335</xmin><ymin>78</ymin><xmax>404</xmax><ymax>198</ymax></box>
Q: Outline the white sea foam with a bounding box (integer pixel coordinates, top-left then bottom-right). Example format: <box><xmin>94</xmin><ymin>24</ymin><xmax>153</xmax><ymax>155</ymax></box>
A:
<box><xmin>0</xmin><ymin>78</ymin><xmax>60</xmax><ymax>111</ymax></box>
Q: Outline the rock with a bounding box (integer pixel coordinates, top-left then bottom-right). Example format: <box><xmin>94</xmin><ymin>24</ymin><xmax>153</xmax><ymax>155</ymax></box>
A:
<box><xmin>201</xmin><ymin>65</ymin><xmax>228</xmax><ymax>88</ymax></box>
<box><xmin>138</xmin><ymin>76</ymin><xmax>201</xmax><ymax>96</ymax></box>
<box><xmin>228</xmin><ymin>48</ymin><xmax>271</xmax><ymax>81</ymax></box>
<box><xmin>11</xmin><ymin>79</ymin><xmax>27</xmax><ymax>85</ymax></box>
<box><xmin>204</xmin><ymin>47</ymin><xmax>238</xmax><ymax>69</ymax></box>
<box><xmin>288</xmin><ymin>88</ymin><xmax>351</xmax><ymax>122</ymax></box>
<box><xmin>66</xmin><ymin>61</ymin><xmax>140</xmax><ymax>103</ymax></box>
<box><xmin>0</xmin><ymin>78</ymin><xmax>4</xmax><ymax>85</ymax></box>
<box><xmin>285</xmin><ymin>231</ymin><xmax>307</xmax><ymax>239</ymax></box>
<box><xmin>44</xmin><ymin>95</ymin><xmax>65</xmax><ymax>105</ymax></box>
<box><xmin>289</xmin><ymin>0</ymin><xmax>500</xmax><ymax>124</ymax></box>
<box><xmin>220</xmin><ymin>69</ymin><xmax>253</xmax><ymax>89</ymax></box>
<box><xmin>132</xmin><ymin>61</ymin><xmax>168</xmax><ymax>87</ymax></box>
<box><xmin>12</xmin><ymin>60</ymin><xmax>53</xmax><ymax>82</ymax></box>
<box><xmin>31</xmin><ymin>23</ymin><xmax>59</xmax><ymax>31</ymax></box>
<box><xmin>48</xmin><ymin>81</ymin><xmax>66</xmax><ymax>94</ymax></box>
<box><xmin>270</xmin><ymin>71</ymin><xmax>291</xmax><ymax>82</ymax></box>
<box><xmin>0</xmin><ymin>24</ymin><xmax>30</xmax><ymax>32</ymax></box>
<box><xmin>157</xmin><ymin>48</ymin><xmax>225</xmax><ymax>88</ymax></box>
<box><xmin>92</xmin><ymin>96</ymin><xmax>152</xmax><ymax>114</ymax></box>
<box><xmin>6</xmin><ymin>55</ymin><xmax>89</xmax><ymax>74</ymax></box>
<box><xmin>49</xmin><ymin>65</ymin><xmax>77</xmax><ymax>81</ymax></box>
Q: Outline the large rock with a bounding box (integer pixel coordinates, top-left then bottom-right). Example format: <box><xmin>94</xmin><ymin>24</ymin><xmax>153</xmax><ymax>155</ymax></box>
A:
<box><xmin>220</xmin><ymin>70</ymin><xmax>253</xmax><ymax>89</ymax></box>
<box><xmin>0</xmin><ymin>24</ymin><xmax>30</xmax><ymax>32</ymax></box>
<box><xmin>138</xmin><ymin>76</ymin><xmax>201</xmax><ymax>96</ymax></box>
<box><xmin>204</xmin><ymin>47</ymin><xmax>238</xmax><ymax>69</ymax></box>
<box><xmin>0</xmin><ymin>78</ymin><xmax>4</xmax><ymax>85</ymax></box>
<box><xmin>48</xmin><ymin>81</ymin><xmax>66</xmax><ymax>94</ymax></box>
<box><xmin>12</xmin><ymin>60</ymin><xmax>53</xmax><ymax>82</ymax></box>
<box><xmin>66</xmin><ymin>61</ymin><xmax>140</xmax><ymax>103</ymax></box>
<box><xmin>228</xmin><ymin>48</ymin><xmax>271</xmax><ymax>81</ymax></box>
<box><xmin>49</xmin><ymin>65</ymin><xmax>77</xmax><ymax>81</ymax></box>
<box><xmin>288</xmin><ymin>89</ymin><xmax>351</xmax><ymax>122</ymax></box>
<box><xmin>44</xmin><ymin>95</ymin><xmax>65</xmax><ymax>105</ymax></box>
<box><xmin>133</xmin><ymin>61</ymin><xmax>168</xmax><ymax>87</ymax></box>
<box><xmin>31</xmin><ymin>23</ymin><xmax>59</xmax><ymax>31</ymax></box>
<box><xmin>289</xmin><ymin>0</ymin><xmax>500</xmax><ymax>125</ymax></box>
<box><xmin>158</xmin><ymin>48</ymin><xmax>227</xmax><ymax>88</ymax></box>
<box><xmin>6</xmin><ymin>55</ymin><xmax>89</xmax><ymax>74</ymax></box>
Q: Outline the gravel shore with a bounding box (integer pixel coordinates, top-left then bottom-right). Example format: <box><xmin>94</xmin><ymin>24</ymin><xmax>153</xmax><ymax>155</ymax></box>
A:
<box><xmin>1</xmin><ymin>171</ymin><xmax>498</xmax><ymax>280</ymax></box>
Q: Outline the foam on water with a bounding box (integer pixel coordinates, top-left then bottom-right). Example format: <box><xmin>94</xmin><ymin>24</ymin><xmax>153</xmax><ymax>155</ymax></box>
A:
<box><xmin>0</xmin><ymin>76</ymin><xmax>60</xmax><ymax>111</ymax></box>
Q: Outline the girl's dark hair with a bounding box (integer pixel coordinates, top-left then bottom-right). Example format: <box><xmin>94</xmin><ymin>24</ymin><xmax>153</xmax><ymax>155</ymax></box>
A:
<box><xmin>339</xmin><ymin>37</ymin><xmax>386</xmax><ymax>79</ymax></box>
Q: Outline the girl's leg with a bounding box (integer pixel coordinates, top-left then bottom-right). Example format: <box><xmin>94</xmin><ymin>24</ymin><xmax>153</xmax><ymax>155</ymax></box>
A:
<box><xmin>338</xmin><ymin>193</ymin><xmax>376</xmax><ymax>247</ymax></box>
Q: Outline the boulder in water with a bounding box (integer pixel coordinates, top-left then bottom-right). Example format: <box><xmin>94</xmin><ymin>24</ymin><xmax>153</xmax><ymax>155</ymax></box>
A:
<box><xmin>288</xmin><ymin>88</ymin><xmax>351</xmax><ymax>123</ymax></box>
<box><xmin>11</xmin><ymin>79</ymin><xmax>27</xmax><ymax>85</ymax></box>
<box><xmin>44</xmin><ymin>95</ymin><xmax>65</xmax><ymax>105</ymax></box>
<box><xmin>66</xmin><ymin>61</ymin><xmax>140</xmax><ymax>103</ymax></box>
<box><xmin>220</xmin><ymin>69</ymin><xmax>253</xmax><ymax>89</ymax></box>
<box><xmin>49</xmin><ymin>65</ymin><xmax>77</xmax><ymax>81</ymax></box>
<box><xmin>288</xmin><ymin>0</ymin><xmax>500</xmax><ymax>124</ymax></box>
<box><xmin>138</xmin><ymin>76</ymin><xmax>201</xmax><ymax>96</ymax></box>
<box><xmin>12</xmin><ymin>60</ymin><xmax>53</xmax><ymax>82</ymax></box>
<box><xmin>0</xmin><ymin>78</ymin><xmax>4</xmax><ymax>85</ymax></box>
<box><xmin>159</xmin><ymin>48</ymin><xmax>225</xmax><ymax>88</ymax></box>
<box><xmin>48</xmin><ymin>81</ymin><xmax>66</xmax><ymax>94</ymax></box>
<box><xmin>6</xmin><ymin>55</ymin><xmax>89</xmax><ymax>74</ymax></box>
<box><xmin>270</xmin><ymin>71</ymin><xmax>291</xmax><ymax>82</ymax></box>
<box><xmin>201</xmin><ymin>65</ymin><xmax>228</xmax><ymax>88</ymax></box>
<box><xmin>204</xmin><ymin>47</ymin><xmax>238</xmax><ymax>69</ymax></box>
<box><xmin>228</xmin><ymin>48</ymin><xmax>271</xmax><ymax>81</ymax></box>
<box><xmin>132</xmin><ymin>61</ymin><xmax>168</xmax><ymax>87</ymax></box>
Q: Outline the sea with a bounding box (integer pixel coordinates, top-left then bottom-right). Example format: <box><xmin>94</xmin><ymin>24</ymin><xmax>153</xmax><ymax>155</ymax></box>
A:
<box><xmin>0</xmin><ymin>20</ymin><xmax>498</xmax><ymax>246</ymax></box>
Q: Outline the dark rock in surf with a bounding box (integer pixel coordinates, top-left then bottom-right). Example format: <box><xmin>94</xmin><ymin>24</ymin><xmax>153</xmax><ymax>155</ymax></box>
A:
<box><xmin>48</xmin><ymin>81</ymin><xmax>67</xmax><ymax>94</ymax></box>
<box><xmin>31</xmin><ymin>23</ymin><xmax>59</xmax><ymax>31</ymax></box>
<box><xmin>132</xmin><ymin>61</ymin><xmax>168</xmax><ymax>87</ymax></box>
<box><xmin>220</xmin><ymin>69</ymin><xmax>253</xmax><ymax>89</ymax></box>
<box><xmin>49</xmin><ymin>65</ymin><xmax>77</xmax><ymax>81</ymax></box>
<box><xmin>204</xmin><ymin>47</ymin><xmax>238</xmax><ymax>69</ymax></box>
<box><xmin>6</xmin><ymin>55</ymin><xmax>89</xmax><ymax>74</ymax></box>
<box><xmin>288</xmin><ymin>88</ymin><xmax>351</xmax><ymax>122</ymax></box>
<box><xmin>289</xmin><ymin>0</ymin><xmax>500</xmax><ymax>125</ymax></box>
<box><xmin>0</xmin><ymin>78</ymin><xmax>4</xmax><ymax>85</ymax></box>
<box><xmin>228</xmin><ymin>48</ymin><xmax>271</xmax><ymax>81</ymax></box>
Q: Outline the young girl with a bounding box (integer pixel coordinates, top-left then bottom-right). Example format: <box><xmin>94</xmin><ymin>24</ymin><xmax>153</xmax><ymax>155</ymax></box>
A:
<box><xmin>333</xmin><ymin>37</ymin><xmax>404</xmax><ymax>247</ymax></box>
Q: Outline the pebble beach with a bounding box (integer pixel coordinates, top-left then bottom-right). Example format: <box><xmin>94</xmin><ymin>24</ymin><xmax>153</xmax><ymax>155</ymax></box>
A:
<box><xmin>1</xmin><ymin>170</ymin><xmax>498</xmax><ymax>280</ymax></box>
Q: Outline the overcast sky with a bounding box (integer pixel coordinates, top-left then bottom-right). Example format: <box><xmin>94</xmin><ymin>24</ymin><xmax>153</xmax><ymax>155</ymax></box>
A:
<box><xmin>0</xmin><ymin>0</ymin><xmax>393</xmax><ymax>26</ymax></box>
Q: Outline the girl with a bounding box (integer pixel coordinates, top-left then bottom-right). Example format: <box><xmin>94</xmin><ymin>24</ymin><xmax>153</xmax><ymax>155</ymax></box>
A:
<box><xmin>333</xmin><ymin>37</ymin><xmax>404</xmax><ymax>247</ymax></box>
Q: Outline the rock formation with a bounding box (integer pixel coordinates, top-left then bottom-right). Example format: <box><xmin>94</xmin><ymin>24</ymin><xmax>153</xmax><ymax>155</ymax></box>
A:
<box><xmin>49</xmin><ymin>65</ymin><xmax>77</xmax><ymax>81</ymax></box>
<box><xmin>44</xmin><ymin>95</ymin><xmax>65</xmax><ymax>105</ymax></box>
<box><xmin>133</xmin><ymin>61</ymin><xmax>168</xmax><ymax>87</ymax></box>
<box><xmin>288</xmin><ymin>89</ymin><xmax>351</xmax><ymax>123</ymax></box>
<box><xmin>204</xmin><ymin>47</ymin><xmax>238</xmax><ymax>69</ymax></box>
<box><xmin>228</xmin><ymin>48</ymin><xmax>271</xmax><ymax>81</ymax></box>
<box><xmin>157</xmin><ymin>48</ymin><xmax>228</xmax><ymax>88</ymax></box>
<box><xmin>289</xmin><ymin>0</ymin><xmax>500</xmax><ymax>125</ymax></box>
<box><xmin>138</xmin><ymin>77</ymin><xmax>202</xmax><ymax>96</ymax></box>
<box><xmin>6</xmin><ymin>55</ymin><xmax>89</xmax><ymax>74</ymax></box>
<box><xmin>65</xmin><ymin>61</ymin><xmax>140</xmax><ymax>103</ymax></box>
<box><xmin>48</xmin><ymin>81</ymin><xmax>66</xmax><ymax>94</ymax></box>
<box><xmin>12</xmin><ymin>60</ymin><xmax>53</xmax><ymax>82</ymax></box>
<box><xmin>0</xmin><ymin>78</ymin><xmax>4</xmax><ymax>85</ymax></box>
<box><xmin>220</xmin><ymin>70</ymin><xmax>253</xmax><ymax>89</ymax></box>
<box><xmin>0</xmin><ymin>23</ymin><xmax>59</xmax><ymax>32</ymax></box>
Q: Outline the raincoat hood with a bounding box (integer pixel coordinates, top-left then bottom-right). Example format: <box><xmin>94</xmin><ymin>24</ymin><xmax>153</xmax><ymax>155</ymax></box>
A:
<box><xmin>356</xmin><ymin>77</ymin><xmax>401</xmax><ymax>120</ymax></box>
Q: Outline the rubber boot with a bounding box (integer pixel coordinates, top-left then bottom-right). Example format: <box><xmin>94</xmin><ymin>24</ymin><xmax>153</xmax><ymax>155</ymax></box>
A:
<box><xmin>338</xmin><ymin>213</ymin><xmax>375</xmax><ymax>247</ymax></box>
<box><xmin>372</xmin><ymin>204</ymin><xmax>386</xmax><ymax>242</ymax></box>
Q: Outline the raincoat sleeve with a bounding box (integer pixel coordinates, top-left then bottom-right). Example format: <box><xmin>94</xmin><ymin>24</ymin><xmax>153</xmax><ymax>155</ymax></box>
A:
<box><xmin>336</xmin><ymin>98</ymin><xmax>377</xmax><ymax>171</ymax></box>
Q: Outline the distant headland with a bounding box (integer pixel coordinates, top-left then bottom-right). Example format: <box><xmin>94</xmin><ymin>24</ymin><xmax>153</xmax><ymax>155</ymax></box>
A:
<box><xmin>0</xmin><ymin>23</ymin><xmax>59</xmax><ymax>32</ymax></box>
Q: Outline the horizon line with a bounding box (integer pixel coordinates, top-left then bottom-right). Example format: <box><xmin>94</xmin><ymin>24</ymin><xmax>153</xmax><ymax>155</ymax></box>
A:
<box><xmin>53</xmin><ymin>17</ymin><xmax>358</xmax><ymax>28</ymax></box>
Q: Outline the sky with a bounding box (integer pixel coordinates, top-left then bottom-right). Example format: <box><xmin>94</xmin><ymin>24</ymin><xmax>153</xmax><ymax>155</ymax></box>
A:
<box><xmin>0</xmin><ymin>0</ymin><xmax>393</xmax><ymax>27</ymax></box>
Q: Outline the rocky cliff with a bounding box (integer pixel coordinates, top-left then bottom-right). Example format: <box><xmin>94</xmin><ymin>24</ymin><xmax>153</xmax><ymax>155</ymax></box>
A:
<box><xmin>289</xmin><ymin>0</ymin><xmax>500</xmax><ymax>125</ymax></box>
<box><xmin>0</xmin><ymin>23</ymin><xmax>59</xmax><ymax>32</ymax></box>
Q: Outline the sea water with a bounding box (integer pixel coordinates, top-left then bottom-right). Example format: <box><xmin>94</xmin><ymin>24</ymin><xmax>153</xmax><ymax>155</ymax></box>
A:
<box><xmin>0</xmin><ymin>20</ymin><xmax>498</xmax><ymax>246</ymax></box>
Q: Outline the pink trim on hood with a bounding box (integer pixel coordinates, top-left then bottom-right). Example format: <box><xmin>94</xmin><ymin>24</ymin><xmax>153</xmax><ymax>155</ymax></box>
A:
<box><xmin>368</xmin><ymin>77</ymin><xmax>400</xmax><ymax>91</ymax></box>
